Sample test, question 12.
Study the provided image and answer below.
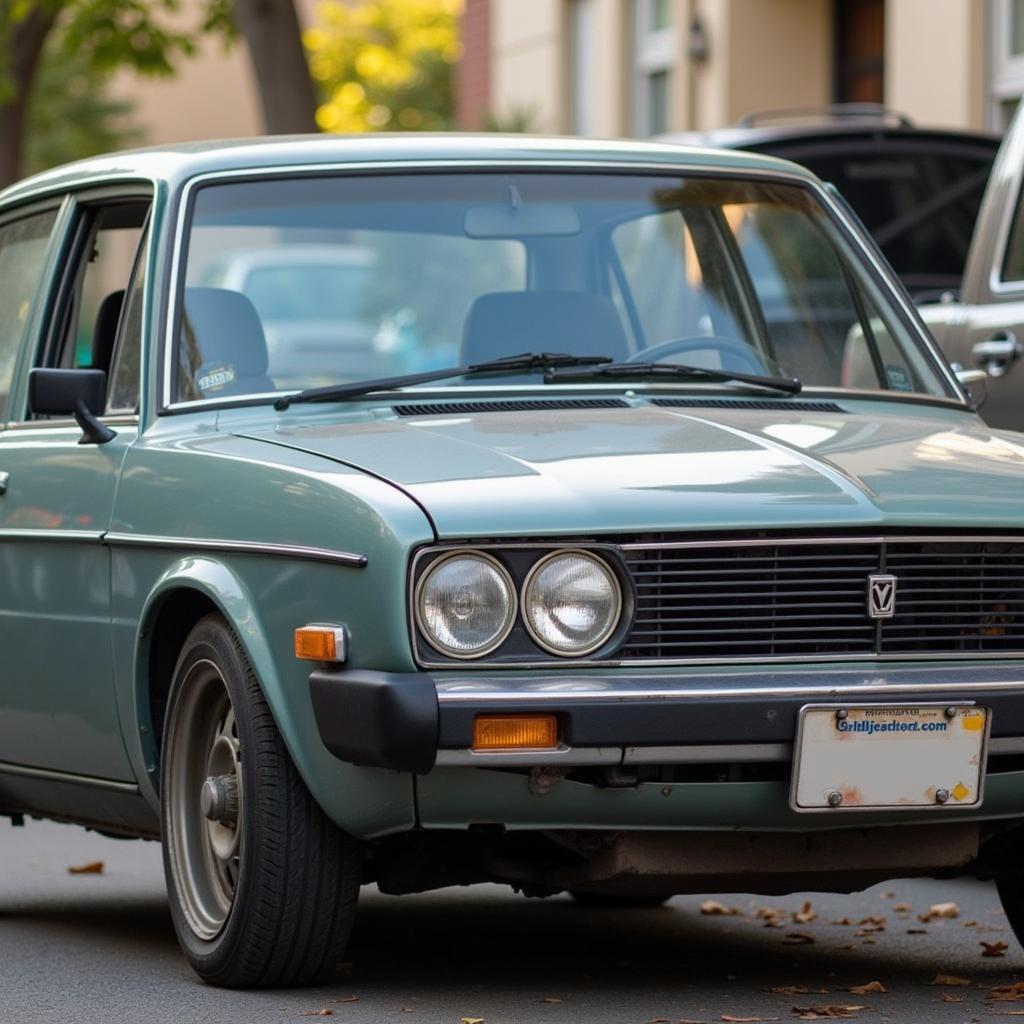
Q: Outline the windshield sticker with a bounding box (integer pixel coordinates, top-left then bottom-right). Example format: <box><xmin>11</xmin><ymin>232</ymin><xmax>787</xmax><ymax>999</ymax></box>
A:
<box><xmin>885</xmin><ymin>364</ymin><xmax>913</xmax><ymax>391</ymax></box>
<box><xmin>197</xmin><ymin>364</ymin><xmax>237</xmax><ymax>393</ymax></box>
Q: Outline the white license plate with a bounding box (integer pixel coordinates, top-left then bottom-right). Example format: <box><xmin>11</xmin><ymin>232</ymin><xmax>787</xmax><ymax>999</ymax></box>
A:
<box><xmin>791</xmin><ymin>703</ymin><xmax>989</xmax><ymax>812</ymax></box>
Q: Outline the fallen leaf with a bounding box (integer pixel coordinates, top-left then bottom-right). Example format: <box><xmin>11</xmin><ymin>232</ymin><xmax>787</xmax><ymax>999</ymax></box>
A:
<box><xmin>701</xmin><ymin>899</ymin><xmax>741</xmax><ymax>916</ymax></box>
<box><xmin>964</xmin><ymin>919</ymin><xmax>979</xmax><ymax>927</ymax></box>
<box><xmin>983</xmin><ymin>941</ymin><xmax>1010</xmax><ymax>958</ymax></box>
<box><xmin>906</xmin><ymin>928</ymin><xmax>928</xmax><ymax>935</ymax></box>
<box><xmin>793</xmin><ymin>901</ymin><xmax>817</xmax><ymax>924</ymax></box>
<box><xmin>931</xmin><ymin>974</ymin><xmax>972</xmax><ymax>986</ymax></box>
<box><xmin>892</xmin><ymin>903</ymin><xmax>912</xmax><ymax>913</ymax></box>
<box><xmin>461</xmin><ymin>1019</ymin><xmax>485</xmax><ymax>1024</ymax></box>
<box><xmin>67</xmin><ymin>860</ymin><xmax>104</xmax><ymax>875</ymax></box>
<box><xmin>992</xmin><ymin>982</ymin><xmax>1024</xmax><ymax>1002</ymax></box>
<box><xmin>648</xmin><ymin>1019</ymin><xmax>669</xmax><ymax>1023</ymax></box>
<box><xmin>831</xmin><ymin>918</ymin><xmax>852</xmax><ymax>927</ymax></box>
<box><xmin>940</xmin><ymin>993</ymin><xmax>963</xmax><ymax>1003</ymax></box>
<box><xmin>770</xmin><ymin>986</ymin><xmax>809</xmax><ymax>995</ymax></box>
<box><xmin>756</xmin><ymin>906</ymin><xmax>786</xmax><ymax>928</ymax></box>
<box><xmin>299</xmin><ymin>1013</ymin><xmax>334</xmax><ymax>1019</ymax></box>
<box><xmin>858</xmin><ymin>915</ymin><xmax>886</xmax><ymax>927</ymax></box>
<box><xmin>541</xmin><ymin>997</ymin><xmax>562</xmax><ymax>1004</ymax></box>
<box><xmin>791</xmin><ymin>1006</ymin><xmax>864</xmax><ymax>1020</ymax></box>
<box><xmin>848</xmin><ymin>982</ymin><xmax>886</xmax><ymax>994</ymax></box>
<box><xmin>919</xmin><ymin>902</ymin><xmax>959</xmax><ymax>922</ymax></box>
<box><xmin>881</xmin><ymin>891</ymin><xmax>895</xmax><ymax>899</ymax></box>
<box><xmin>720</xmin><ymin>1017</ymin><xmax>779</xmax><ymax>1023</ymax></box>
<box><xmin>334</xmin><ymin>996</ymin><xmax>359</xmax><ymax>1004</ymax></box>
<box><xmin>783</xmin><ymin>932</ymin><xmax>816</xmax><ymax>945</ymax></box>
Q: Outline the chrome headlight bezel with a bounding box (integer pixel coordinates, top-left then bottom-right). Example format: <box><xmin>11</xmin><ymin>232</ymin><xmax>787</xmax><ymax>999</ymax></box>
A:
<box><xmin>520</xmin><ymin>549</ymin><xmax>623</xmax><ymax>657</ymax></box>
<box><xmin>413</xmin><ymin>549</ymin><xmax>517</xmax><ymax>659</ymax></box>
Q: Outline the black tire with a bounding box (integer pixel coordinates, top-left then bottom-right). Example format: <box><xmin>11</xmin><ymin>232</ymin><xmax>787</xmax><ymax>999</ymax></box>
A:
<box><xmin>160</xmin><ymin>613</ymin><xmax>361</xmax><ymax>988</ymax></box>
<box><xmin>569</xmin><ymin>891</ymin><xmax>671</xmax><ymax>909</ymax></box>
<box><xmin>997</xmin><ymin>873</ymin><xmax>1024</xmax><ymax>950</ymax></box>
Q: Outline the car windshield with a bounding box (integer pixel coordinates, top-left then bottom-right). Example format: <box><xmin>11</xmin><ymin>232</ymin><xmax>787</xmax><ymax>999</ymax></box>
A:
<box><xmin>174</xmin><ymin>171</ymin><xmax>951</xmax><ymax>404</ymax></box>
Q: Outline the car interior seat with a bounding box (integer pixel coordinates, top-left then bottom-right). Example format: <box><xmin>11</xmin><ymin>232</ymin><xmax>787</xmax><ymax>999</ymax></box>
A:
<box><xmin>180</xmin><ymin>287</ymin><xmax>276</xmax><ymax>397</ymax></box>
<box><xmin>460</xmin><ymin>291</ymin><xmax>631</xmax><ymax>365</ymax></box>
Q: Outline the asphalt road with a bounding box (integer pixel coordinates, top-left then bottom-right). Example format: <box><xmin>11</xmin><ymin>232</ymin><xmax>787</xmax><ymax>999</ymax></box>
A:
<box><xmin>4</xmin><ymin>819</ymin><xmax>1024</xmax><ymax>1024</ymax></box>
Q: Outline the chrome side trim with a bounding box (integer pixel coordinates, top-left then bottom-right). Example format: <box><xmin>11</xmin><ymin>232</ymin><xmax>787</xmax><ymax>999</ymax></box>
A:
<box><xmin>0</xmin><ymin>528</ymin><xmax>104</xmax><ymax>544</ymax></box>
<box><xmin>103</xmin><ymin>533</ymin><xmax>367</xmax><ymax>568</ymax></box>
<box><xmin>623</xmin><ymin>743</ymin><xmax>792</xmax><ymax>765</ymax></box>
<box><xmin>3</xmin><ymin>416</ymin><xmax>139</xmax><ymax>432</ymax></box>
<box><xmin>0</xmin><ymin>760</ymin><xmax>139</xmax><ymax>794</ymax></box>
<box><xmin>436</xmin><ymin>677</ymin><xmax>1024</xmax><ymax>703</ymax></box>
<box><xmin>434</xmin><ymin>746</ymin><xmax>621</xmax><ymax>767</ymax></box>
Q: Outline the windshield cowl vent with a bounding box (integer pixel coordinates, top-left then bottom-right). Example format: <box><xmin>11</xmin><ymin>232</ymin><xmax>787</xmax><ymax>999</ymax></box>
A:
<box><xmin>393</xmin><ymin>398</ymin><xmax>629</xmax><ymax>416</ymax></box>
<box><xmin>652</xmin><ymin>397</ymin><xmax>846</xmax><ymax>413</ymax></box>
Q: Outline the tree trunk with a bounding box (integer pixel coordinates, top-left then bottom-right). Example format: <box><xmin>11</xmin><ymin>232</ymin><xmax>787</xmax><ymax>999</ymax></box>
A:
<box><xmin>0</xmin><ymin>5</ymin><xmax>56</xmax><ymax>189</ymax></box>
<box><xmin>231</xmin><ymin>0</ymin><xmax>318</xmax><ymax>135</ymax></box>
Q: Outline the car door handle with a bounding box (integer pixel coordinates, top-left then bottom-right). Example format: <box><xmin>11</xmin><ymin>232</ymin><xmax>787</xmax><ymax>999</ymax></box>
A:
<box><xmin>0</xmin><ymin>472</ymin><xmax>7</xmax><ymax>496</ymax></box>
<box><xmin>972</xmin><ymin>331</ymin><xmax>1023</xmax><ymax>378</ymax></box>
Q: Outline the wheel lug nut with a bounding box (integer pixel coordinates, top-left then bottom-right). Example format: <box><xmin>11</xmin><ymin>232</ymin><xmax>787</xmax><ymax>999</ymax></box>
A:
<box><xmin>201</xmin><ymin>773</ymin><xmax>239</xmax><ymax>825</ymax></box>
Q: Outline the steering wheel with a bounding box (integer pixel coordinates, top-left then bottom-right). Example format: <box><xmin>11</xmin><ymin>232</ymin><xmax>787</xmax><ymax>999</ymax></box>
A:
<box><xmin>627</xmin><ymin>335</ymin><xmax>772</xmax><ymax>375</ymax></box>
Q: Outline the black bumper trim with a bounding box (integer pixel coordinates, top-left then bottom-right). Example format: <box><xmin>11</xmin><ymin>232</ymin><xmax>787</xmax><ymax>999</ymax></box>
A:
<box><xmin>309</xmin><ymin>669</ymin><xmax>438</xmax><ymax>773</ymax></box>
<box><xmin>309</xmin><ymin>668</ymin><xmax>1024</xmax><ymax>772</ymax></box>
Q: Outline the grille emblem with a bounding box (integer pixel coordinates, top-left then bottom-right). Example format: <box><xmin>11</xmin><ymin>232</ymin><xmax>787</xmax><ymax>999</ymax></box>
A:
<box><xmin>868</xmin><ymin>574</ymin><xmax>897</xmax><ymax>619</ymax></box>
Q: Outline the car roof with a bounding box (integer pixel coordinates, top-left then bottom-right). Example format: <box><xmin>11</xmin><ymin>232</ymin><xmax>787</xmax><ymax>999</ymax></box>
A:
<box><xmin>0</xmin><ymin>132</ymin><xmax>822</xmax><ymax>208</ymax></box>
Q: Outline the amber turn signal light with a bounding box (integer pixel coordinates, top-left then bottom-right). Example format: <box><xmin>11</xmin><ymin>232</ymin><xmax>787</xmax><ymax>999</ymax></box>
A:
<box><xmin>294</xmin><ymin>625</ymin><xmax>347</xmax><ymax>663</ymax></box>
<box><xmin>471</xmin><ymin>714</ymin><xmax>558</xmax><ymax>751</ymax></box>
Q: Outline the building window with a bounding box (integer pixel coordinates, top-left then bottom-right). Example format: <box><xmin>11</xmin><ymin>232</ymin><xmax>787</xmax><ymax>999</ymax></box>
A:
<box><xmin>992</xmin><ymin>0</ymin><xmax>1024</xmax><ymax>128</ymax></box>
<box><xmin>632</xmin><ymin>0</ymin><xmax>674</xmax><ymax>136</ymax></box>
<box><xmin>568</xmin><ymin>0</ymin><xmax>597</xmax><ymax>135</ymax></box>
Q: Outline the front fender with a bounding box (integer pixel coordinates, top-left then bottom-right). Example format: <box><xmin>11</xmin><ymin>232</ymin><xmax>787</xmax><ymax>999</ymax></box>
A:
<box><xmin>121</xmin><ymin>555</ymin><xmax>416</xmax><ymax>839</ymax></box>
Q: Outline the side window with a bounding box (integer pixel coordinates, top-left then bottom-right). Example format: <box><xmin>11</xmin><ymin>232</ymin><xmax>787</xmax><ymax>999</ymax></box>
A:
<box><xmin>1003</xmin><ymin>187</ymin><xmax>1024</xmax><ymax>284</ymax></box>
<box><xmin>0</xmin><ymin>209</ymin><xmax>59</xmax><ymax>420</ymax></box>
<box><xmin>107</xmin><ymin>218</ymin><xmax>150</xmax><ymax>413</ymax></box>
<box><xmin>40</xmin><ymin>198</ymin><xmax>150</xmax><ymax>417</ymax></box>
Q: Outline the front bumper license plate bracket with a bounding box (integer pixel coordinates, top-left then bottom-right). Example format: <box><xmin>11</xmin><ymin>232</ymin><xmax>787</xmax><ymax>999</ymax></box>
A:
<box><xmin>790</xmin><ymin>702</ymin><xmax>990</xmax><ymax>812</ymax></box>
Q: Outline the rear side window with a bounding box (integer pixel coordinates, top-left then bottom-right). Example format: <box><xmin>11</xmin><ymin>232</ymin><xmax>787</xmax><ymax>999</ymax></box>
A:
<box><xmin>773</xmin><ymin>145</ymin><xmax>995</xmax><ymax>298</ymax></box>
<box><xmin>0</xmin><ymin>209</ymin><xmax>58</xmax><ymax>421</ymax></box>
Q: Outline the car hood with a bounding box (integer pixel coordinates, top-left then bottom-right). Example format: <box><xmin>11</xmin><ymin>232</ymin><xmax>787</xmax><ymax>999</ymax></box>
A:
<box><xmin>237</xmin><ymin>402</ymin><xmax>1024</xmax><ymax>538</ymax></box>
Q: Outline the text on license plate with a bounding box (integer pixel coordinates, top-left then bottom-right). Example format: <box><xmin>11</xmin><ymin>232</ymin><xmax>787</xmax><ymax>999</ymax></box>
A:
<box><xmin>791</xmin><ymin>703</ymin><xmax>989</xmax><ymax>812</ymax></box>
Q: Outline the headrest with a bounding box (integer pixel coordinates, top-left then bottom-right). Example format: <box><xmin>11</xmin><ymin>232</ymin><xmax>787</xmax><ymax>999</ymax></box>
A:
<box><xmin>461</xmin><ymin>291</ymin><xmax>630</xmax><ymax>366</ymax></box>
<box><xmin>90</xmin><ymin>289</ymin><xmax>125</xmax><ymax>373</ymax></box>
<box><xmin>181</xmin><ymin>287</ymin><xmax>269</xmax><ymax>381</ymax></box>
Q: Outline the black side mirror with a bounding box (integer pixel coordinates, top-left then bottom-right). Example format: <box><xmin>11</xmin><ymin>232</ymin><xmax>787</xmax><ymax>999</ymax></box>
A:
<box><xmin>28</xmin><ymin>368</ymin><xmax>117</xmax><ymax>445</ymax></box>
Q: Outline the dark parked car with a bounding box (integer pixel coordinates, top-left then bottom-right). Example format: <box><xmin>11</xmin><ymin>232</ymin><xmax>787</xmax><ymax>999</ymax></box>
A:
<box><xmin>662</xmin><ymin>104</ymin><xmax>1000</xmax><ymax>301</ymax></box>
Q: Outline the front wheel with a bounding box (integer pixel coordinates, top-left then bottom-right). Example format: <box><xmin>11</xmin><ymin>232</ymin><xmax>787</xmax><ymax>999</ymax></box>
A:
<box><xmin>161</xmin><ymin>614</ymin><xmax>361</xmax><ymax>988</ymax></box>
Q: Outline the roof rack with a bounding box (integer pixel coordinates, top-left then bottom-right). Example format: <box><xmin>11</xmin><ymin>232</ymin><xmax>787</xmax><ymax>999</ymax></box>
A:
<box><xmin>737</xmin><ymin>103</ymin><xmax>914</xmax><ymax>129</ymax></box>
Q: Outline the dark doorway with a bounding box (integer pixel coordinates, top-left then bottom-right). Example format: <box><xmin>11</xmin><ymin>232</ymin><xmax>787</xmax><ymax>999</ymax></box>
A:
<box><xmin>834</xmin><ymin>0</ymin><xmax>885</xmax><ymax>103</ymax></box>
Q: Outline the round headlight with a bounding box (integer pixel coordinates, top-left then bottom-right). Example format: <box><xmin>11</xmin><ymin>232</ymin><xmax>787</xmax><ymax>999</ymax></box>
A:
<box><xmin>522</xmin><ymin>550</ymin><xmax>622</xmax><ymax>657</ymax></box>
<box><xmin>417</xmin><ymin>552</ymin><xmax>516</xmax><ymax>659</ymax></box>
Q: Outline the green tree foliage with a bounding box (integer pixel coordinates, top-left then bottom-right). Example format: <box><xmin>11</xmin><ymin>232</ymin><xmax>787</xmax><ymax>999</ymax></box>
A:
<box><xmin>25</xmin><ymin>34</ymin><xmax>141</xmax><ymax>175</ymax></box>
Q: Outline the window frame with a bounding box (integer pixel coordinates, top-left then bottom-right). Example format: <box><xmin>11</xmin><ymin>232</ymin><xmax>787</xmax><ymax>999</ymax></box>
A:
<box><xmin>631</xmin><ymin>0</ymin><xmax>676</xmax><ymax>137</ymax></box>
<box><xmin>991</xmin><ymin>0</ymin><xmax>1024</xmax><ymax>130</ymax></box>
<box><xmin>0</xmin><ymin>198</ymin><xmax>69</xmax><ymax>429</ymax></box>
<box><xmin>159</xmin><ymin>162</ymin><xmax>966</xmax><ymax>416</ymax></box>
<box><xmin>18</xmin><ymin>184</ymin><xmax>152</xmax><ymax>427</ymax></box>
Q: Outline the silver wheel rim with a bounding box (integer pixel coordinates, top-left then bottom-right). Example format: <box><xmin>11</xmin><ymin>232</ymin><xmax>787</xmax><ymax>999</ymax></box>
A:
<box><xmin>165</xmin><ymin>659</ymin><xmax>243</xmax><ymax>941</ymax></box>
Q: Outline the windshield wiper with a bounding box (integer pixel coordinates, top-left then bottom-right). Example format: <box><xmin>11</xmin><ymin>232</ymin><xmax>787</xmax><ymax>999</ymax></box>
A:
<box><xmin>544</xmin><ymin>361</ymin><xmax>802</xmax><ymax>395</ymax></box>
<box><xmin>273</xmin><ymin>352</ymin><xmax>613</xmax><ymax>410</ymax></box>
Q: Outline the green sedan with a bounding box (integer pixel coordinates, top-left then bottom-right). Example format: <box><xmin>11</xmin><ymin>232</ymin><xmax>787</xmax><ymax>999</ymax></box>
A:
<box><xmin>1</xmin><ymin>134</ymin><xmax>1023</xmax><ymax>988</ymax></box>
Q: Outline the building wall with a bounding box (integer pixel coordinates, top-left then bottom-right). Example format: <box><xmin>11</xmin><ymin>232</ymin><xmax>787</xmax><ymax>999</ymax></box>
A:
<box><xmin>885</xmin><ymin>0</ymin><xmax>987</xmax><ymax>130</ymax></box>
<box><xmin>480</xmin><ymin>0</ymin><xmax>1001</xmax><ymax>139</ymax></box>
<box><xmin>457</xmin><ymin>0</ymin><xmax>492</xmax><ymax>128</ymax></box>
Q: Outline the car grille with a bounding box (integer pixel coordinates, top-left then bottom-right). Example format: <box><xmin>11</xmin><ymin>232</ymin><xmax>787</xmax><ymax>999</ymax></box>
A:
<box><xmin>617</xmin><ymin>535</ymin><xmax>1024</xmax><ymax>660</ymax></box>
